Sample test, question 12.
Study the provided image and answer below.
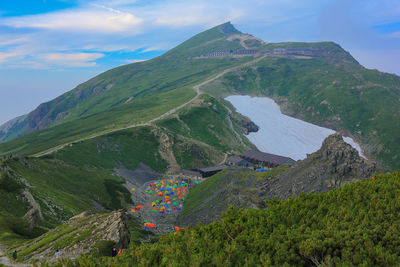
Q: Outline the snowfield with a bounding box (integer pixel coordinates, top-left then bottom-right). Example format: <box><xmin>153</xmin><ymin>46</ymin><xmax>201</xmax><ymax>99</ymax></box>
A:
<box><xmin>226</xmin><ymin>95</ymin><xmax>365</xmax><ymax>160</ymax></box>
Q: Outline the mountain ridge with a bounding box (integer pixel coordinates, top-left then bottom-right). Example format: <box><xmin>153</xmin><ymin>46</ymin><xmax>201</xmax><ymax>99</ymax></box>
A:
<box><xmin>0</xmin><ymin>22</ymin><xmax>399</xmax><ymax>172</ymax></box>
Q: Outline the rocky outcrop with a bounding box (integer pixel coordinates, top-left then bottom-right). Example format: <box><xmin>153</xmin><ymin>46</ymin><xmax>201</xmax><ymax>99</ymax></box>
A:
<box><xmin>22</xmin><ymin>190</ymin><xmax>43</xmax><ymax>228</ymax></box>
<box><xmin>229</xmin><ymin>113</ymin><xmax>259</xmax><ymax>135</ymax></box>
<box><xmin>260</xmin><ymin>133</ymin><xmax>376</xmax><ymax>200</ymax></box>
<box><xmin>18</xmin><ymin>210</ymin><xmax>130</xmax><ymax>263</ymax></box>
<box><xmin>95</xmin><ymin>210</ymin><xmax>130</xmax><ymax>250</ymax></box>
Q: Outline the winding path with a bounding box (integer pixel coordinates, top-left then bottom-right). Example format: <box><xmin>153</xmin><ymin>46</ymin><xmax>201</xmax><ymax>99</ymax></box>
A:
<box><xmin>36</xmin><ymin>55</ymin><xmax>267</xmax><ymax>157</ymax></box>
<box><xmin>0</xmin><ymin>246</ymin><xmax>31</xmax><ymax>267</ymax></box>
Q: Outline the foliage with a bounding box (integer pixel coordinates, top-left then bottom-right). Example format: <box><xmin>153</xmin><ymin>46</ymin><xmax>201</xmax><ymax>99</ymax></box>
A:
<box><xmin>51</xmin><ymin>172</ymin><xmax>400</xmax><ymax>266</ymax></box>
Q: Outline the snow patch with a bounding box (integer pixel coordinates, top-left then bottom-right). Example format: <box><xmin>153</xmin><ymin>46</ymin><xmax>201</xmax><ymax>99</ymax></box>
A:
<box><xmin>225</xmin><ymin>95</ymin><xmax>365</xmax><ymax>160</ymax></box>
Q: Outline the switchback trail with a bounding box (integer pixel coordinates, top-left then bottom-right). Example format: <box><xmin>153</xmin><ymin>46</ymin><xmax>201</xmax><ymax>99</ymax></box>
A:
<box><xmin>36</xmin><ymin>55</ymin><xmax>267</xmax><ymax>157</ymax></box>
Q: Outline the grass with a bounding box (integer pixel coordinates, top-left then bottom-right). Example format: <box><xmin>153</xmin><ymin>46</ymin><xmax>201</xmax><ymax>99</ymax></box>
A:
<box><xmin>0</xmin><ymin>86</ymin><xmax>195</xmax><ymax>157</ymax></box>
<box><xmin>0</xmin><ymin>155</ymin><xmax>133</xmax><ymax>242</ymax></box>
<box><xmin>0</xmin><ymin>22</ymin><xmax>254</xmax><ymax>155</ymax></box>
<box><xmin>52</xmin><ymin>126</ymin><xmax>168</xmax><ymax>172</ymax></box>
<box><xmin>208</xmin><ymin>54</ymin><xmax>400</xmax><ymax>171</ymax></box>
<box><xmin>158</xmin><ymin>95</ymin><xmax>253</xmax><ymax>155</ymax></box>
<box><xmin>181</xmin><ymin>166</ymin><xmax>292</xmax><ymax>218</ymax></box>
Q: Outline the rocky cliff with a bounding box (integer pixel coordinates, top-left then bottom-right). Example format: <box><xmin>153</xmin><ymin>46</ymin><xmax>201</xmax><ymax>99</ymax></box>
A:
<box><xmin>260</xmin><ymin>133</ymin><xmax>376</xmax><ymax>200</ymax></box>
<box><xmin>180</xmin><ymin>133</ymin><xmax>375</xmax><ymax>227</ymax></box>
<box><xmin>16</xmin><ymin>210</ymin><xmax>130</xmax><ymax>263</ymax></box>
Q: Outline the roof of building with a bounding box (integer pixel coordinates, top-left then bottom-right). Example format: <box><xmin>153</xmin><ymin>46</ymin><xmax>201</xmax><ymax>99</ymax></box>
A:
<box><xmin>198</xmin><ymin>165</ymin><xmax>228</xmax><ymax>173</ymax></box>
<box><xmin>180</xmin><ymin>169</ymin><xmax>201</xmax><ymax>176</ymax></box>
<box><xmin>241</xmin><ymin>150</ymin><xmax>295</xmax><ymax>165</ymax></box>
<box><xmin>227</xmin><ymin>156</ymin><xmax>246</xmax><ymax>164</ymax></box>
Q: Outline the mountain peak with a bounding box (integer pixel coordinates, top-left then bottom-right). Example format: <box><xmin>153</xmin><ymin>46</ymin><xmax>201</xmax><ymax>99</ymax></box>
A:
<box><xmin>216</xmin><ymin>21</ymin><xmax>242</xmax><ymax>35</ymax></box>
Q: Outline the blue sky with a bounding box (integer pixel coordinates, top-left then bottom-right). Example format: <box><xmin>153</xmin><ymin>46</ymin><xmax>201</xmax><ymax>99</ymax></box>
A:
<box><xmin>0</xmin><ymin>0</ymin><xmax>399</xmax><ymax>125</ymax></box>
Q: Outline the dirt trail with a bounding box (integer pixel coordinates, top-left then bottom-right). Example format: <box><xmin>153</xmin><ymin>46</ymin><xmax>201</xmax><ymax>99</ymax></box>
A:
<box><xmin>36</xmin><ymin>56</ymin><xmax>267</xmax><ymax>158</ymax></box>
<box><xmin>0</xmin><ymin>246</ymin><xmax>31</xmax><ymax>267</ymax></box>
<box><xmin>227</xmin><ymin>34</ymin><xmax>266</xmax><ymax>49</ymax></box>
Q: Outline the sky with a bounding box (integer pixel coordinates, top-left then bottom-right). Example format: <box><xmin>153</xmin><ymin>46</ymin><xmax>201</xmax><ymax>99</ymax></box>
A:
<box><xmin>0</xmin><ymin>0</ymin><xmax>399</xmax><ymax>125</ymax></box>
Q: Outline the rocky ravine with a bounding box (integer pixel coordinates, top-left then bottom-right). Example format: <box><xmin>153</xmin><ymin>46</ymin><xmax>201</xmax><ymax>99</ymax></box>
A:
<box><xmin>260</xmin><ymin>132</ymin><xmax>376</xmax><ymax>200</ymax></box>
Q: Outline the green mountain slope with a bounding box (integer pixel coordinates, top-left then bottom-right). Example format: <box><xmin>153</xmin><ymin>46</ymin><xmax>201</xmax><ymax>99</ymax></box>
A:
<box><xmin>0</xmin><ymin>22</ymin><xmax>249</xmax><ymax>144</ymax></box>
<box><xmin>202</xmin><ymin>43</ymin><xmax>400</xmax><ymax>170</ymax></box>
<box><xmin>0</xmin><ymin>158</ymin><xmax>131</xmax><ymax>246</ymax></box>
<box><xmin>1</xmin><ymin>22</ymin><xmax>399</xmax><ymax>171</ymax></box>
<box><xmin>57</xmin><ymin>172</ymin><xmax>400</xmax><ymax>266</ymax></box>
<box><xmin>0</xmin><ymin>94</ymin><xmax>253</xmax><ymax>246</ymax></box>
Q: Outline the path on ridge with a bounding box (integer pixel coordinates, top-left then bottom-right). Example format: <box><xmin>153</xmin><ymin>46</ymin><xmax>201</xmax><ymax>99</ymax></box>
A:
<box><xmin>37</xmin><ymin>55</ymin><xmax>267</xmax><ymax>157</ymax></box>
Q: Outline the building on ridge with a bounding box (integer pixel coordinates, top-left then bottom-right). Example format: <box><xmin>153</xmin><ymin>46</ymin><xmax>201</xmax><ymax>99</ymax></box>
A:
<box><xmin>240</xmin><ymin>150</ymin><xmax>295</xmax><ymax>168</ymax></box>
<box><xmin>197</xmin><ymin>165</ymin><xmax>228</xmax><ymax>178</ymax></box>
<box><xmin>226</xmin><ymin>156</ymin><xmax>253</xmax><ymax>167</ymax></box>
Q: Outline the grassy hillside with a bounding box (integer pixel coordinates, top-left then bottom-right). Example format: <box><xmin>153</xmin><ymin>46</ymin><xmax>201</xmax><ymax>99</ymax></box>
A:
<box><xmin>55</xmin><ymin>172</ymin><xmax>400</xmax><ymax>266</ymax></box>
<box><xmin>156</xmin><ymin>95</ymin><xmax>255</xmax><ymax>169</ymax></box>
<box><xmin>0</xmin><ymin>95</ymin><xmax>253</xmax><ymax>247</ymax></box>
<box><xmin>179</xmin><ymin>166</ymin><xmax>290</xmax><ymax>226</ymax></box>
<box><xmin>202</xmin><ymin>46</ymin><xmax>400</xmax><ymax>170</ymax></box>
<box><xmin>0</xmin><ymin>22</ymin><xmax>249</xmax><ymax>144</ymax></box>
<box><xmin>0</xmin><ymin>163</ymin><xmax>130</xmax><ymax>249</ymax></box>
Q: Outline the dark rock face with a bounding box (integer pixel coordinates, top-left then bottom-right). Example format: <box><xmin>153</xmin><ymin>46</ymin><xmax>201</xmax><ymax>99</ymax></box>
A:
<box><xmin>241</xmin><ymin>120</ymin><xmax>259</xmax><ymax>134</ymax></box>
<box><xmin>260</xmin><ymin>133</ymin><xmax>376</xmax><ymax>200</ymax></box>
<box><xmin>98</xmin><ymin>210</ymin><xmax>130</xmax><ymax>250</ymax></box>
<box><xmin>230</xmin><ymin>113</ymin><xmax>259</xmax><ymax>135</ymax></box>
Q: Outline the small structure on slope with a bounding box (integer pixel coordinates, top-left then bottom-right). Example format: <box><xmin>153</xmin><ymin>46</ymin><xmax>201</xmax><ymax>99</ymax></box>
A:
<box><xmin>241</xmin><ymin>150</ymin><xmax>296</xmax><ymax>168</ymax></box>
<box><xmin>198</xmin><ymin>165</ymin><xmax>228</xmax><ymax>178</ymax></box>
<box><xmin>226</xmin><ymin>156</ymin><xmax>253</xmax><ymax>167</ymax></box>
<box><xmin>180</xmin><ymin>169</ymin><xmax>202</xmax><ymax>179</ymax></box>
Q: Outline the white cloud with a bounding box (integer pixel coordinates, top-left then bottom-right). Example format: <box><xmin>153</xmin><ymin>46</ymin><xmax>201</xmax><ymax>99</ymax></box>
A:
<box><xmin>125</xmin><ymin>59</ymin><xmax>147</xmax><ymax>63</ymax></box>
<box><xmin>0</xmin><ymin>37</ymin><xmax>28</xmax><ymax>47</ymax></box>
<box><xmin>140</xmin><ymin>44</ymin><xmax>170</xmax><ymax>53</ymax></box>
<box><xmin>2</xmin><ymin>8</ymin><xmax>143</xmax><ymax>33</ymax></box>
<box><xmin>0</xmin><ymin>51</ymin><xmax>23</xmax><ymax>63</ymax></box>
<box><xmin>44</xmin><ymin>52</ymin><xmax>104</xmax><ymax>67</ymax></box>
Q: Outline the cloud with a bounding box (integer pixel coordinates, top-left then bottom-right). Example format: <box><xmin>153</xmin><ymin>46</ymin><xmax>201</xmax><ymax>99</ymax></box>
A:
<box><xmin>0</xmin><ymin>37</ymin><xmax>28</xmax><ymax>47</ymax></box>
<box><xmin>125</xmin><ymin>59</ymin><xmax>147</xmax><ymax>63</ymax></box>
<box><xmin>0</xmin><ymin>51</ymin><xmax>23</xmax><ymax>63</ymax></box>
<box><xmin>44</xmin><ymin>52</ymin><xmax>104</xmax><ymax>67</ymax></box>
<box><xmin>140</xmin><ymin>44</ymin><xmax>169</xmax><ymax>53</ymax></box>
<box><xmin>2</xmin><ymin>7</ymin><xmax>143</xmax><ymax>33</ymax></box>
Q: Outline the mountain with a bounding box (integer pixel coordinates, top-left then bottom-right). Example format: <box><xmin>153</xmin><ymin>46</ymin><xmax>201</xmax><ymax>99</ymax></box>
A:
<box><xmin>0</xmin><ymin>22</ymin><xmax>398</xmax><ymax>265</ymax></box>
<box><xmin>179</xmin><ymin>133</ymin><xmax>375</xmax><ymax>226</ymax></box>
<box><xmin>0</xmin><ymin>115</ymin><xmax>28</xmax><ymax>143</ymax></box>
<box><xmin>0</xmin><ymin>22</ymin><xmax>251</xmax><ymax>144</ymax></box>
<box><xmin>0</xmin><ymin>22</ymin><xmax>399</xmax><ymax>171</ymax></box>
